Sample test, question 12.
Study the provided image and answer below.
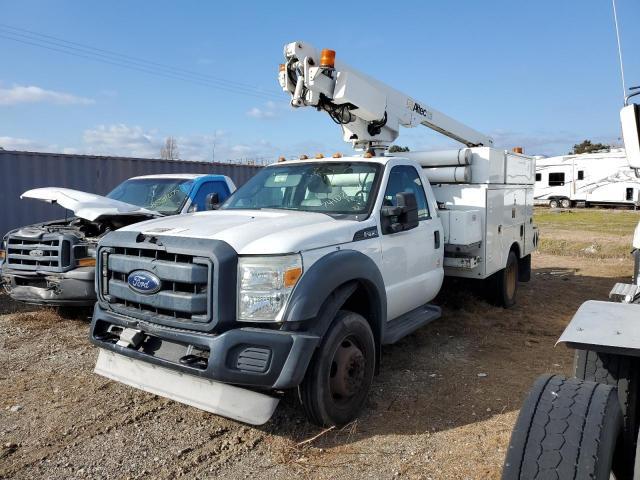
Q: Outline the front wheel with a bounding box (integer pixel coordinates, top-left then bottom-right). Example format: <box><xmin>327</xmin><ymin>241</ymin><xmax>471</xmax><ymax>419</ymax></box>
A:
<box><xmin>549</xmin><ymin>199</ymin><xmax>559</xmax><ymax>208</ymax></box>
<box><xmin>299</xmin><ymin>310</ymin><xmax>375</xmax><ymax>426</ymax></box>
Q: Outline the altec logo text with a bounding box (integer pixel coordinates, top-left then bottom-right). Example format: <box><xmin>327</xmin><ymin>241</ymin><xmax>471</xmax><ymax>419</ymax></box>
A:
<box><xmin>412</xmin><ymin>102</ymin><xmax>432</xmax><ymax>119</ymax></box>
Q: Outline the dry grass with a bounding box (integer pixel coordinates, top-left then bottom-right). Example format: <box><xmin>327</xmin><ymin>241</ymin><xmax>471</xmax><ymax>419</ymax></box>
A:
<box><xmin>535</xmin><ymin>208</ymin><xmax>639</xmax><ymax>259</ymax></box>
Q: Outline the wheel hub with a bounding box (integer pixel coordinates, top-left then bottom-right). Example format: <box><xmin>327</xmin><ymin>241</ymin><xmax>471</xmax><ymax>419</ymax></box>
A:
<box><xmin>330</xmin><ymin>340</ymin><xmax>365</xmax><ymax>399</ymax></box>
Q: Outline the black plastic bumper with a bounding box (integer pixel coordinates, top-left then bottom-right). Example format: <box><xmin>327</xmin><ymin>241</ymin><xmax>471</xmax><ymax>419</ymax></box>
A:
<box><xmin>1</xmin><ymin>266</ymin><xmax>96</xmax><ymax>306</ymax></box>
<box><xmin>89</xmin><ymin>304</ymin><xmax>320</xmax><ymax>390</ymax></box>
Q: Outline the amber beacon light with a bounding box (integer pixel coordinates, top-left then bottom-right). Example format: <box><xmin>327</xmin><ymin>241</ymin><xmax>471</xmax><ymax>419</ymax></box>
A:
<box><xmin>320</xmin><ymin>49</ymin><xmax>336</xmax><ymax>68</ymax></box>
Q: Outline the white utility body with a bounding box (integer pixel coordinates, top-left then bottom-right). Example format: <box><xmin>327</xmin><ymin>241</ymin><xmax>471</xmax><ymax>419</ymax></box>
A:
<box><xmin>89</xmin><ymin>41</ymin><xmax>536</xmax><ymax>427</ymax></box>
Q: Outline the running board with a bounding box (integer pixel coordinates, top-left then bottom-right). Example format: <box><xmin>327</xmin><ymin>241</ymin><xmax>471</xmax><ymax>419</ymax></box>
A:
<box><xmin>382</xmin><ymin>304</ymin><xmax>442</xmax><ymax>345</ymax></box>
<box><xmin>94</xmin><ymin>349</ymin><xmax>279</xmax><ymax>425</ymax></box>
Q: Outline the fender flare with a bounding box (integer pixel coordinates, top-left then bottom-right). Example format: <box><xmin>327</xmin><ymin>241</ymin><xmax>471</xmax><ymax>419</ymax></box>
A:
<box><xmin>283</xmin><ymin>249</ymin><xmax>386</xmax><ymax>340</ymax></box>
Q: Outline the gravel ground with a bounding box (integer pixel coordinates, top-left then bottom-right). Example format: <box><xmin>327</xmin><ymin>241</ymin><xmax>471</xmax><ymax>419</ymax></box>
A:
<box><xmin>0</xmin><ymin>252</ymin><xmax>631</xmax><ymax>479</ymax></box>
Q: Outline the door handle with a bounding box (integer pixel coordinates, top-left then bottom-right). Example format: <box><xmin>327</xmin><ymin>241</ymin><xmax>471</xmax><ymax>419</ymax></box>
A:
<box><xmin>434</xmin><ymin>230</ymin><xmax>441</xmax><ymax>249</ymax></box>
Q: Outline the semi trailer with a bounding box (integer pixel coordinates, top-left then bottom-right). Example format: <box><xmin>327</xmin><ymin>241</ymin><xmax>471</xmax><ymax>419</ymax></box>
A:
<box><xmin>0</xmin><ymin>174</ymin><xmax>235</xmax><ymax>307</ymax></box>
<box><xmin>502</xmin><ymin>92</ymin><xmax>640</xmax><ymax>480</ymax></box>
<box><xmin>88</xmin><ymin>42</ymin><xmax>537</xmax><ymax>426</ymax></box>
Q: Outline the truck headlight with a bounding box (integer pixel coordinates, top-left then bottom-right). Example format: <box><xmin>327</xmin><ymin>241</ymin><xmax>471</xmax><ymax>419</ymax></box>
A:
<box><xmin>237</xmin><ymin>254</ymin><xmax>303</xmax><ymax>322</ymax></box>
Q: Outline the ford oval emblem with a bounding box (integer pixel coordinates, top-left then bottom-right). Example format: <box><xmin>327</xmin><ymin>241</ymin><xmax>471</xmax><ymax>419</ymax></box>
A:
<box><xmin>127</xmin><ymin>270</ymin><xmax>162</xmax><ymax>295</ymax></box>
<box><xmin>29</xmin><ymin>249</ymin><xmax>44</xmax><ymax>257</ymax></box>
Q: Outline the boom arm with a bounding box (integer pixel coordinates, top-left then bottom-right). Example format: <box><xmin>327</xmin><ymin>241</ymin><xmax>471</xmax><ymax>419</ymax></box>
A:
<box><xmin>278</xmin><ymin>41</ymin><xmax>493</xmax><ymax>154</ymax></box>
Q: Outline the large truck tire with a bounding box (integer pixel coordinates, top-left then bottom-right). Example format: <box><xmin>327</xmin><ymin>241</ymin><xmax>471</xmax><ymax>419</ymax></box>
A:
<box><xmin>487</xmin><ymin>250</ymin><xmax>518</xmax><ymax>308</ymax></box>
<box><xmin>502</xmin><ymin>374</ymin><xmax>622</xmax><ymax>480</ymax></box>
<box><xmin>298</xmin><ymin>310</ymin><xmax>375</xmax><ymax>426</ymax></box>
<box><xmin>549</xmin><ymin>199</ymin><xmax>559</xmax><ymax>208</ymax></box>
<box><xmin>560</xmin><ymin>198</ymin><xmax>571</xmax><ymax>209</ymax></box>
<box><xmin>574</xmin><ymin>349</ymin><xmax>640</xmax><ymax>477</ymax></box>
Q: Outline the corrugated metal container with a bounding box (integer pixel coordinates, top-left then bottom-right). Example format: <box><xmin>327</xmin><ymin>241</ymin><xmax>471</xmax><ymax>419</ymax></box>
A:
<box><xmin>0</xmin><ymin>150</ymin><xmax>262</xmax><ymax>236</ymax></box>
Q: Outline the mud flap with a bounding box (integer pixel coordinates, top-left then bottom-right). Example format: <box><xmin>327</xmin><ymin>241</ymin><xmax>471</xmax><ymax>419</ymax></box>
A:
<box><xmin>94</xmin><ymin>349</ymin><xmax>279</xmax><ymax>425</ymax></box>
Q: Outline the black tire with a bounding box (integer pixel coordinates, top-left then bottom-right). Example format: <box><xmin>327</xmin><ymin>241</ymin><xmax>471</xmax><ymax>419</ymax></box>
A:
<box><xmin>502</xmin><ymin>374</ymin><xmax>622</xmax><ymax>480</ymax></box>
<box><xmin>298</xmin><ymin>310</ymin><xmax>375</xmax><ymax>426</ymax></box>
<box><xmin>488</xmin><ymin>250</ymin><xmax>518</xmax><ymax>308</ymax></box>
<box><xmin>574</xmin><ymin>349</ymin><xmax>640</xmax><ymax>477</ymax></box>
<box><xmin>560</xmin><ymin>198</ymin><xmax>571</xmax><ymax>209</ymax></box>
<box><xmin>549</xmin><ymin>199</ymin><xmax>559</xmax><ymax>209</ymax></box>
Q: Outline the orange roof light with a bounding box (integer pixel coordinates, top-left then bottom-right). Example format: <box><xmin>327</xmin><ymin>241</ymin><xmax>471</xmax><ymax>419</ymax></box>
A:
<box><xmin>279</xmin><ymin>63</ymin><xmax>286</xmax><ymax>72</ymax></box>
<box><xmin>363</xmin><ymin>152</ymin><xmax>373</xmax><ymax>158</ymax></box>
<box><xmin>332</xmin><ymin>152</ymin><xmax>342</xmax><ymax>158</ymax></box>
<box><xmin>320</xmin><ymin>49</ymin><xmax>336</xmax><ymax>68</ymax></box>
<box><xmin>512</xmin><ymin>146</ymin><xmax>524</xmax><ymax>154</ymax></box>
<box><xmin>278</xmin><ymin>156</ymin><xmax>286</xmax><ymax>162</ymax></box>
<box><xmin>315</xmin><ymin>153</ymin><xmax>324</xmax><ymax>159</ymax></box>
<box><xmin>299</xmin><ymin>154</ymin><xmax>309</xmax><ymax>160</ymax></box>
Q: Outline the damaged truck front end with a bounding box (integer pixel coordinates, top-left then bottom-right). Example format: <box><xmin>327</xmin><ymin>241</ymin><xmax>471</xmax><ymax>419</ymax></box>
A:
<box><xmin>1</xmin><ymin>187</ymin><xmax>162</xmax><ymax>306</ymax></box>
<box><xmin>1</xmin><ymin>214</ymin><xmax>154</xmax><ymax>306</ymax></box>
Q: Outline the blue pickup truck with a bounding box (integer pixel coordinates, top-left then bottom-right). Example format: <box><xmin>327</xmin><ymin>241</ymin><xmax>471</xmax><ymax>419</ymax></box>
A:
<box><xmin>0</xmin><ymin>173</ymin><xmax>236</xmax><ymax>306</ymax></box>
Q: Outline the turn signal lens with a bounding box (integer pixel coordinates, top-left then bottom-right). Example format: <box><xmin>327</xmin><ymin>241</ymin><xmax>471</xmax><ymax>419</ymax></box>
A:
<box><xmin>77</xmin><ymin>257</ymin><xmax>96</xmax><ymax>267</ymax></box>
<box><xmin>320</xmin><ymin>49</ymin><xmax>336</xmax><ymax>68</ymax></box>
<box><xmin>284</xmin><ymin>267</ymin><xmax>303</xmax><ymax>288</ymax></box>
<box><xmin>0</xmin><ymin>250</ymin><xmax>5</xmax><ymax>260</ymax></box>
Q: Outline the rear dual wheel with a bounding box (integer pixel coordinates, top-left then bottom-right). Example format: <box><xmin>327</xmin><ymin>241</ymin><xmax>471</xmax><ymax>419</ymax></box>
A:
<box><xmin>574</xmin><ymin>350</ymin><xmax>640</xmax><ymax>479</ymax></box>
<box><xmin>487</xmin><ymin>250</ymin><xmax>518</xmax><ymax>308</ymax></box>
<box><xmin>502</xmin><ymin>374</ymin><xmax>622</xmax><ymax>480</ymax></box>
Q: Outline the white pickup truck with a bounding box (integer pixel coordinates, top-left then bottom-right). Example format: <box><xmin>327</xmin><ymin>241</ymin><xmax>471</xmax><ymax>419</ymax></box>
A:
<box><xmin>90</xmin><ymin>148</ymin><xmax>537</xmax><ymax>426</ymax></box>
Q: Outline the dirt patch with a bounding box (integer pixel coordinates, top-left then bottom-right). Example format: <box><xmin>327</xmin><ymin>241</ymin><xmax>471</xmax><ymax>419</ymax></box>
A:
<box><xmin>0</xmin><ymin>250</ymin><xmax>630</xmax><ymax>479</ymax></box>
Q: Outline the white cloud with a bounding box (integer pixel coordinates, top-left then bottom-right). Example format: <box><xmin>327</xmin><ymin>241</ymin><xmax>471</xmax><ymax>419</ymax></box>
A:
<box><xmin>246</xmin><ymin>101</ymin><xmax>280</xmax><ymax>119</ymax></box>
<box><xmin>0</xmin><ymin>136</ymin><xmax>59</xmax><ymax>152</ymax></box>
<box><xmin>0</xmin><ymin>85</ymin><xmax>94</xmax><ymax>106</ymax></box>
<box><xmin>83</xmin><ymin>124</ymin><xmax>159</xmax><ymax>158</ymax></box>
<box><xmin>0</xmin><ymin>123</ymin><xmax>341</xmax><ymax>165</ymax></box>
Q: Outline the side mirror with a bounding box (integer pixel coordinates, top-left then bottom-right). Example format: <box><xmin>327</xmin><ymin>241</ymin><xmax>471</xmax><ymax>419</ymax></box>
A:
<box><xmin>381</xmin><ymin>191</ymin><xmax>419</xmax><ymax>234</ymax></box>
<box><xmin>621</xmin><ymin>104</ymin><xmax>640</xmax><ymax>170</ymax></box>
<box><xmin>205</xmin><ymin>192</ymin><xmax>220</xmax><ymax>210</ymax></box>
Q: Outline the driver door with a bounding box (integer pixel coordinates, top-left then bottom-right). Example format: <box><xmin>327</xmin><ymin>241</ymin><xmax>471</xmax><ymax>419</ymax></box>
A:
<box><xmin>379</xmin><ymin>165</ymin><xmax>443</xmax><ymax>321</ymax></box>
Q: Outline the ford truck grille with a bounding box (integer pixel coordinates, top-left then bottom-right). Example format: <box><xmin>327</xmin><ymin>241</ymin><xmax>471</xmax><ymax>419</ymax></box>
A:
<box><xmin>6</xmin><ymin>234</ymin><xmax>71</xmax><ymax>272</ymax></box>
<box><xmin>102</xmin><ymin>246</ymin><xmax>212</xmax><ymax>325</ymax></box>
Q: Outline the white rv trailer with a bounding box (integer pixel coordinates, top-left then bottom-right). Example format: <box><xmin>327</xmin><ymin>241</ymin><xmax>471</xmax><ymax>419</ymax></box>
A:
<box><xmin>534</xmin><ymin>148</ymin><xmax>640</xmax><ymax>208</ymax></box>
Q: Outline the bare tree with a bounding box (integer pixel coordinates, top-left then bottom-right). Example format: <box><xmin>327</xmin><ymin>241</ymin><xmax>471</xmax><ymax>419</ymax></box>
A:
<box><xmin>160</xmin><ymin>136</ymin><xmax>180</xmax><ymax>160</ymax></box>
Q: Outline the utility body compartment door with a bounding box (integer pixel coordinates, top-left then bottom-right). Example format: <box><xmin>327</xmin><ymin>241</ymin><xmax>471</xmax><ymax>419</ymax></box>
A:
<box><xmin>377</xmin><ymin>163</ymin><xmax>444</xmax><ymax>321</ymax></box>
<box><xmin>485</xmin><ymin>186</ymin><xmax>528</xmax><ymax>276</ymax></box>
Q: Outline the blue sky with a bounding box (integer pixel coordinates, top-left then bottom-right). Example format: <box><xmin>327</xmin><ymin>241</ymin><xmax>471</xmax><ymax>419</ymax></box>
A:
<box><xmin>1</xmin><ymin>0</ymin><xmax>639</xmax><ymax>161</ymax></box>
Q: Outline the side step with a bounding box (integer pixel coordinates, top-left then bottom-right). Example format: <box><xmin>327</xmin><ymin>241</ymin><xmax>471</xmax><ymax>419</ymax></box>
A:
<box><xmin>94</xmin><ymin>349</ymin><xmax>279</xmax><ymax>425</ymax></box>
<box><xmin>382</xmin><ymin>303</ymin><xmax>442</xmax><ymax>345</ymax></box>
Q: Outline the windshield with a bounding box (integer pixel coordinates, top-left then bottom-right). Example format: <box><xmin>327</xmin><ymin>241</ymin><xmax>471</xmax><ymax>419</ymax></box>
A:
<box><xmin>107</xmin><ymin>178</ymin><xmax>194</xmax><ymax>215</ymax></box>
<box><xmin>221</xmin><ymin>162</ymin><xmax>380</xmax><ymax>219</ymax></box>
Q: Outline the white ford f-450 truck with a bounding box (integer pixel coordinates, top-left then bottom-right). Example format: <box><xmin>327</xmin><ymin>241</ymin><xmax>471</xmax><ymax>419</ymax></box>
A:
<box><xmin>89</xmin><ymin>42</ymin><xmax>538</xmax><ymax>426</ymax></box>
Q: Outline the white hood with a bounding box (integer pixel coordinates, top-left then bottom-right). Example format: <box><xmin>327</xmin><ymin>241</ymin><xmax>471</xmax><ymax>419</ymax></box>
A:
<box><xmin>21</xmin><ymin>187</ymin><xmax>160</xmax><ymax>222</ymax></box>
<box><xmin>122</xmin><ymin>210</ymin><xmax>367</xmax><ymax>255</ymax></box>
